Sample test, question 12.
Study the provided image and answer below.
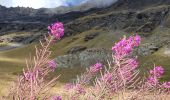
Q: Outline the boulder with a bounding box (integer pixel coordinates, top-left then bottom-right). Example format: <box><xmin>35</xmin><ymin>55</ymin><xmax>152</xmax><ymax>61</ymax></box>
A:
<box><xmin>137</xmin><ymin>43</ymin><xmax>160</xmax><ymax>56</ymax></box>
<box><xmin>56</xmin><ymin>48</ymin><xmax>113</xmax><ymax>68</ymax></box>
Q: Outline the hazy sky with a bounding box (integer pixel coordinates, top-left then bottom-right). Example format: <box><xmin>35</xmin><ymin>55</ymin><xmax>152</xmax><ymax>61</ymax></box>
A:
<box><xmin>0</xmin><ymin>0</ymin><xmax>85</xmax><ymax>8</ymax></box>
<box><xmin>0</xmin><ymin>0</ymin><xmax>118</xmax><ymax>9</ymax></box>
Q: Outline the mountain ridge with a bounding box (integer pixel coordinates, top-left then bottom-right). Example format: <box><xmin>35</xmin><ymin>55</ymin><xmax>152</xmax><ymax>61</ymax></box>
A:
<box><xmin>0</xmin><ymin>0</ymin><xmax>170</xmax><ymax>49</ymax></box>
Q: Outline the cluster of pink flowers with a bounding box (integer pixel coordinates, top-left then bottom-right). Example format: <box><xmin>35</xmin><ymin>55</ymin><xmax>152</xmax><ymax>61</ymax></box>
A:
<box><xmin>112</xmin><ymin>35</ymin><xmax>141</xmax><ymax>59</ymax></box>
<box><xmin>91</xmin><ymin>35</ymin><xmax>141</xmax><ymax>98</ymax></box>
<box><xmin>149</xmin><ymin>66</ymin><xmax>164</xmax><ymax>78</ymax></box>
<box><xmin>147</xmin><ymin>66</ymin><xmax>164</xmax><ymax>86</ymax></box>
<box><xmin>48</xmin><ymin>22</ymin><xmax>64</xmax><ymax>39</ymax></box>
<box><xmin>112</xmin><ymin>35</ymin><xmax>141</xmax><ymax>81</ymax></box>
<box><xmin>146</xmin><ymin>66</ymin><xmax>170</xmax><ymax>90</ymax></box>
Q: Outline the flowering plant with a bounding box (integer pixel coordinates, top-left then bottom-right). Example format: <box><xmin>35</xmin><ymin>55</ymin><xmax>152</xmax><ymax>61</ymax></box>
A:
<box><xmin>7</xmin><ymin>21</ymin><xmax>170</xmax><ymax>100</ymax></box>
<box><xmin>9</xmin><ymin>22</ymin><xmax>64</xmax><ymax>99</ymax></box>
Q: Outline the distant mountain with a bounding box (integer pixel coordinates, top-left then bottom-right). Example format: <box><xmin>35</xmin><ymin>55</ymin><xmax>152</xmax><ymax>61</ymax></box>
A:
<box><xmin>0</xmin><ymin>4</ymin><xmax>101</xmax><ymax>33</ymax></box>
<box><xmin>1</xmin><ymin>0</ymin><xmax>170</xmax><ymax>52</ymax></box>
<box><xmin>0</xmin><ymin>5</ymin><xmax>92</xmax><ymax>23</ymax></box>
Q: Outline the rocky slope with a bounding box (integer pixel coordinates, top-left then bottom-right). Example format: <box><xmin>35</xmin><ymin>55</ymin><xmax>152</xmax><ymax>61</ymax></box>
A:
<box><xmin>1</xmin><ymin>0</ymin><xmax>170</xmax><ymax>38</ymax></box>
<box><xmin>0</xmin><ymin>5</ymin><xmax>100</xmax><ymax>45</ymax></box>
<box><xmin>1</xmin><ymin>0</ymin><xmax>170</xmax><ymax>67</ymax></box>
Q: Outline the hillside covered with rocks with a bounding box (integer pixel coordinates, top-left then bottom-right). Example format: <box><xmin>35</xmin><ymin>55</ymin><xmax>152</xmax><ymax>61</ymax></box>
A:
<box><xmin>1</xmin><ymin>0</ymin><xmax>170</xmax><ymax>67</ymax></box>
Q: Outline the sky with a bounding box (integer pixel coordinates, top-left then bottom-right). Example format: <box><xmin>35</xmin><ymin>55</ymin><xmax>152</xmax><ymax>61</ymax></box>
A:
<box><xmin>0</xmin><ymin>0</ymin><xmax>85</xmax><ymax>8</ymax></box>
<box><xmin>0</xmin><ymin>0</ymin><xmax>118</xmax><ymax>9</ymax></box>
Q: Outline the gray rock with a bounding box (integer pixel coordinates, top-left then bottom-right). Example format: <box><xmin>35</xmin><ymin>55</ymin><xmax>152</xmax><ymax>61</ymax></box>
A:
<box><xmin>56</xmin><ymin>48</ymin><xmax>113</xmax><ymax>68</ymax></box>
<box><xmin>55</xmin><ymin>54</ymin><xmax>80</xmax><ymax>68</ymax></box>
<box><xmin>79</xmin><ymin>48</ymin><xmax>113</xmax><ymax>67</ymax></box>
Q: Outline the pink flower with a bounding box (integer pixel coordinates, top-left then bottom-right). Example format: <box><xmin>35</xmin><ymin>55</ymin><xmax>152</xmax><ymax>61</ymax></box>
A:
<box><xmin>112</xmin><ymin>35</ymin><xmax>141</xmax><ymax>59</ymax></box>
<box><xmin>146</xmin><ymin>66</ymin><xmax>165</xmax><ymax>87</ymax></box>
<box><xmin>52</xmin><ymin>96</ymin><xmax>62</xmax><ymax>100</ymax></box>
<box><xmin>134</xmin><ymin>35</ymin><xmax>141</xmax><ymax>46</ymax></box>
<box><xmin>129</xmin><ymin>59</ymin><xmax>138</xmax><ymax>69</ymax></box>
<box><xmin>111</xmin><ymin>35</ymin><xmax>141</xmax><ymax>81</ymax></box>
<box><xmin>162</xmin><ymin>82</ymin><xmax>170</xmax><ymax>89</ymax></box>
<box><xmin>149</xmin><ymin>66</ymin><xmax>164</xmax><ymax>78</ymax></box>
<box><xmin>147</xmin><ymin>77</ymin><xmax>159</xmax><ymax>86</ymax></box>
<box><xmin>48</xmin><ymin>60</ymin><xmax>57</xmax><ymax>71</ymax></box>
<box><xmin>124</xmin><ymin>44</ymin><xmax>132</xmax><ymax>54</ymax></box>
<box><xmin>90</xmin><ymin>62</ymin><xmax>103</xmax><ymax>73</ymax></box>
<box><xmin>48</xmin><ymin>22</ymin><xmax>64</xmax><ymax>39</ymax></box>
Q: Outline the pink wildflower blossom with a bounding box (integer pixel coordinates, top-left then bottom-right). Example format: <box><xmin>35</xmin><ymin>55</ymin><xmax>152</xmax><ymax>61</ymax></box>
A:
<box><xmin>149</xmin><ymin>66</ymin><xmax>164</xmax><ymax>78</ymax></box>
<box><xmin>48</xmin><ymin>22</ymin><xmax>64</xmax><ymax>39</ymax></box>
<box><xmin>134</xmin><ymin>35</ymin><xmax>141</xmax><ymax>46</ymax></box>
<box><xmin>162</xmin><ymin>82</ymin><xmax>170</xmax><ymax>89</ymax></box>
<box><xmin>112</xmin><ymin>35</ymin><xmax>141</xmax><ymax>58</ymax></box>
<box><xmin>90</xmin><ymin>62</ymin><xmax>103</xmax><ymax>73</ymax></box>
<box><xmin>112</xmin><ymin>35</ymin><xmax>141</xmax><ymax>81</ymax></box>
<box><xmin>129</xmin><ymin>59</ymin><xmax>138</xmax><ymax>69</ymax></box>
<box><xmin>147</xmin><ymin>77</ymin><xmax>159</xmax><ymax>86</ymax></box>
